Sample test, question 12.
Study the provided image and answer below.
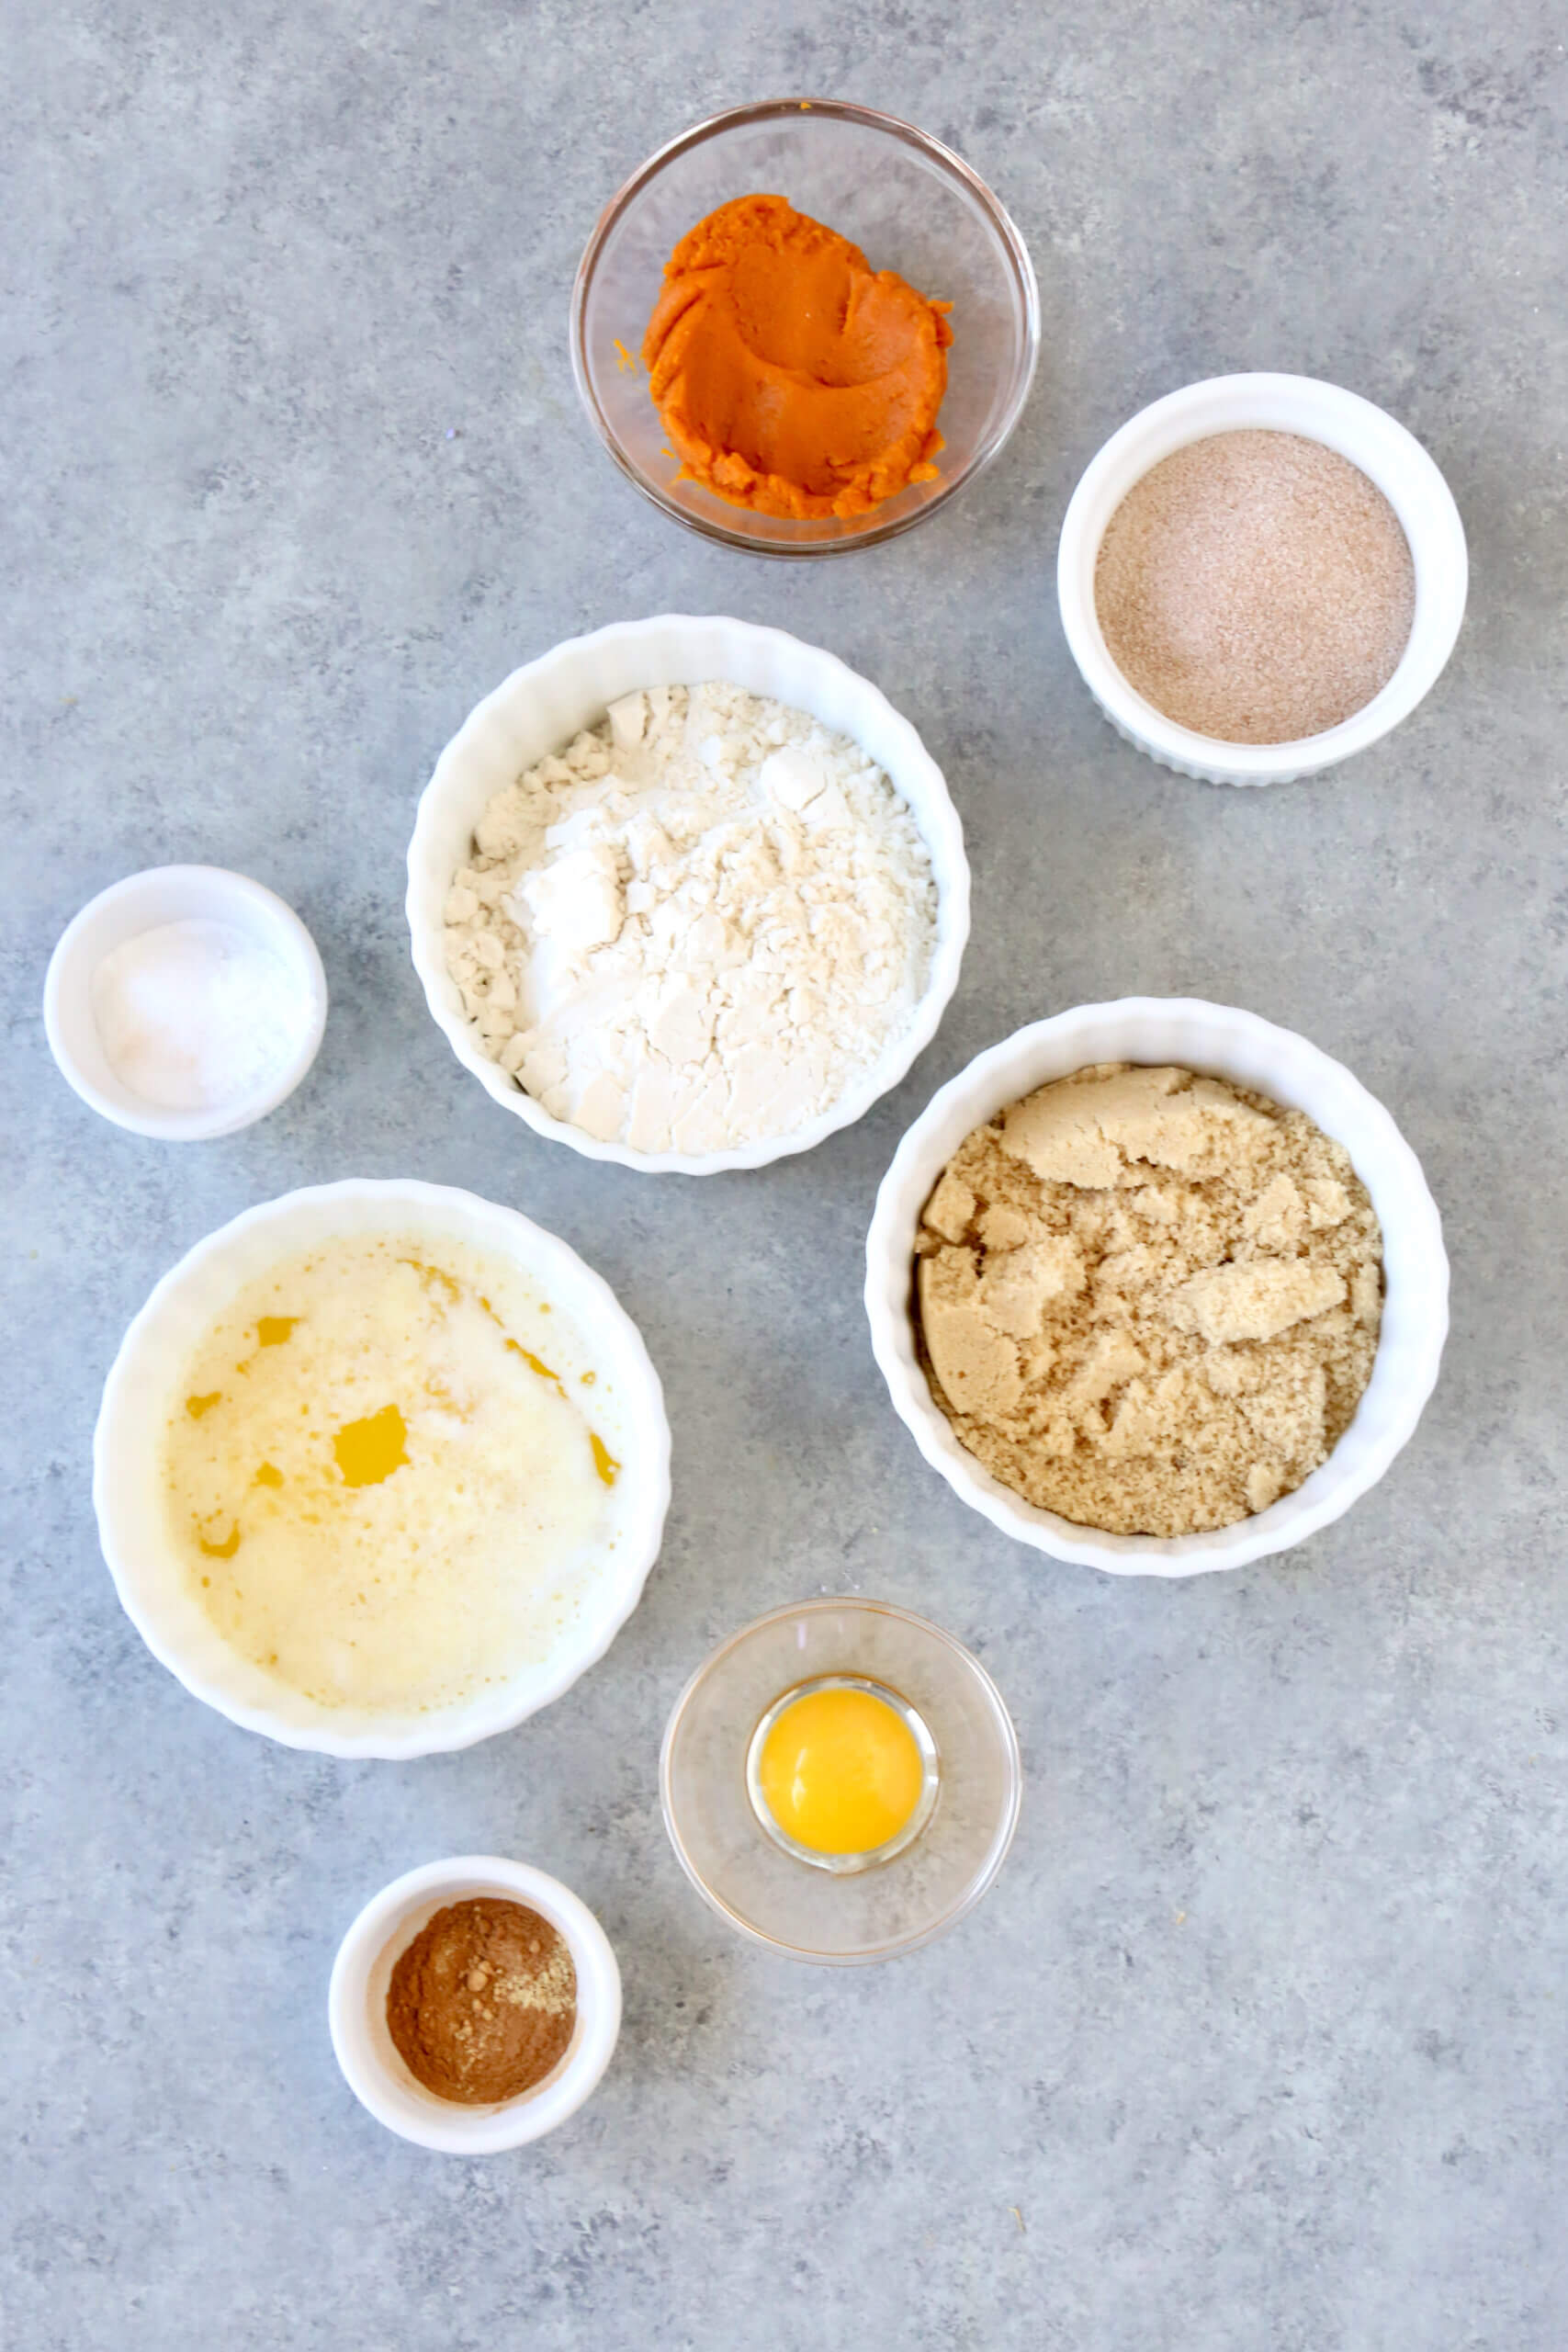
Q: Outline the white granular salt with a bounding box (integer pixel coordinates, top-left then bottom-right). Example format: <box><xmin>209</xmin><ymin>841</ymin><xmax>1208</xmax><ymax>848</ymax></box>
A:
<box><xmin>445</xmin><ymin>683</ymin><xmax>938</xmax><ymax>1155</ymax></box>
<box><xmin>91</xmin><ymin>918</ymin><xmax>310</xmax><ymax>1111</ymax></box>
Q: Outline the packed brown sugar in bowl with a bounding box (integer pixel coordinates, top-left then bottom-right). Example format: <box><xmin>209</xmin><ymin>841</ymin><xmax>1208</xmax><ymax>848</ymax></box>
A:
<box><xmin>641</xmin><ymin>194</ymin><xmax>953</xmax><ymax>520</ymax></box>
<box><xmin>913</xmin><ymin>1064</ymin><xmax>1384</xmax><ymax>1538</ymax></box>
<box><xmin>1093</xmin><ymin>430</ymin><xmax>1416</xmax><ymax>743</ymax></box>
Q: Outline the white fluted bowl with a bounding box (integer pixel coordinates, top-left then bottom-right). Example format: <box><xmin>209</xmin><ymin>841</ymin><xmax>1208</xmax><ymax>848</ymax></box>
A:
<box><xmin>94</xmin><ymin>1180</ymin><xmax>671</xmax><ymax>1755</ymax></box>
<box><xmin>865</xmin><ymin>1000</ymin><xmax>1449</xmax><ymax>1575</ymax></box>
<box><xmin>406</xmin><ymin>615</ymin><xmax>969</xmax><ymax>1173</ymax></box>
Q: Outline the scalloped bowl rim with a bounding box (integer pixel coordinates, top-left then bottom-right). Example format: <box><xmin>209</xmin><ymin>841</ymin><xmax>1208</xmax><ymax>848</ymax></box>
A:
<box><xmin>864</xmin><ymin>1000</ymin><xmax>1450</xmax><ymax>1575</ymax></box>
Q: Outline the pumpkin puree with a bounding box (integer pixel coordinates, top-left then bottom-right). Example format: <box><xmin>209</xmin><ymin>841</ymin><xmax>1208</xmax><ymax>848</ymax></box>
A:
<box><xmin>641</xmin><ymin>195</ymin><xmax>953</xmax><ymax>521</ymax></box>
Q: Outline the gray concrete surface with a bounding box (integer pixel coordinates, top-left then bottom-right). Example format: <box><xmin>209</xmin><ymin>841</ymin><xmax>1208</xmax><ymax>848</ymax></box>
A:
<box><xmin>5</xmin><ymin>4</ymin><xmax>1566</xmax><ymax>2346</ymax></box>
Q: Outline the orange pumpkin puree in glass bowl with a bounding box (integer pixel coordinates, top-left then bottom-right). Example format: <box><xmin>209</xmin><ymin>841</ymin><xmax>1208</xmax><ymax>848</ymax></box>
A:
<box><xmin>641</xmin><ymin>194</ymin><xmax>954</xmax><ymax>522</ymax></box>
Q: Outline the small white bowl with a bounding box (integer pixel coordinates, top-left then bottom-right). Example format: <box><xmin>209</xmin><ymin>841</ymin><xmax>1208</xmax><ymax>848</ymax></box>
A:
<box><xmin>406</xmin><ymin>615</ymin><xmax>970</xmax><ymax>1173</ymax></box>
<box><xmin>329</xmin><ymin>1858</ymin><xmax>622</xmax><ymax>2153</ymax></box>
<box><xmin>94</xmin><ymin>1179</ymin><xmax>671</xmax><ymax>1755</ymax></box>
<box><xmin>43</xmin><ymin>865</ymin><xmax>328</xmax><ymax>1138</ymax></box>
<box><xmin>865</xmin><ymin>999</ymin><xmax>1450</xmax><ymax>1576</ymax></box>
<box><xmin>1056</xmin><ymin>373</ymin><xmax>1469</xmax><ymax>785</ymax></box>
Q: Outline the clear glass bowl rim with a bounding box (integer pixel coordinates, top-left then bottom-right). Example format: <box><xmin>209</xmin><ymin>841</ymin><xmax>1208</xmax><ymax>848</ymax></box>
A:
<box><xmin>659</xmin><ymin>1594</ymin><xmax>1024</xmax><ymax>1962</ymax></box>
<box><xmin>569</xmin><ymin>97</ymin><xmax>1043</xmax><ymax>560</ymax></box>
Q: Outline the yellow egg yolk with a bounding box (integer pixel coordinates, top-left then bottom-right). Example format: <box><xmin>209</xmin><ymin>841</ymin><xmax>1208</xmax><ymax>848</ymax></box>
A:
<box><xmin>756</xmin><ymin>1687</ymin><xmax>926</xmax><ymax>1857</ymax></box>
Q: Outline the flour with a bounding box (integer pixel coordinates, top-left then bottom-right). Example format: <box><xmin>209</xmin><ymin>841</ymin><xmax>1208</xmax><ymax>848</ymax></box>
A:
<box><xmin>444</xmin><ymin>683</ymin><xmax>937</xmax><ymax>1154</ymax></box>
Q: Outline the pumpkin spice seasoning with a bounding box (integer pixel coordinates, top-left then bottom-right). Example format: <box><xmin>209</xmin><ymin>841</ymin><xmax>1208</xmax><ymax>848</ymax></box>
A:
<box><xmin>387</xmin><ymin>1898</ymin><xmax>576</xmax><ymax>2105</ymax></box>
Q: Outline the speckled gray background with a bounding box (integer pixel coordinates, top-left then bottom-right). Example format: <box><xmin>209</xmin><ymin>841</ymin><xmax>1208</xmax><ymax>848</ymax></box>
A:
<box><xmin>5</xmin><ymin>3</ymin><xmax>1566</xmax><ymax>2345</ymax></box>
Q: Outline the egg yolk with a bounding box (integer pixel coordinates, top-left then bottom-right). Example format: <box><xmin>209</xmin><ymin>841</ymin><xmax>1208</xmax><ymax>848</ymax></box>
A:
<box><xmin>756</xmin><ymin>1687</ymin><xmax>926</xmax><ymax>1856</ymax></box>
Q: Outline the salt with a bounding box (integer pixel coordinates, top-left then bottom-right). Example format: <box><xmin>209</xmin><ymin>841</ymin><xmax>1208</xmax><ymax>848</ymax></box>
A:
<box><xmin>91</xmin><ymin>918</ymin><xmax>309</xmax><ymax>1111</ymax></box>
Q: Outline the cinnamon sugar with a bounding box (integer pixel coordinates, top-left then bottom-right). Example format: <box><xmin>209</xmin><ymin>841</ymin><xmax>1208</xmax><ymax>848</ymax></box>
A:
<box><xmin>1094</xmin><ymin>429</ymin><xmax>1415</xmax><ymax>744</ymax></box>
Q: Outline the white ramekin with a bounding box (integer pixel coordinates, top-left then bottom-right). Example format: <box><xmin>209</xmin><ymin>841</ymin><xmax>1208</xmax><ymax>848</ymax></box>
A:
<box><xmin>329</xmin><ymin>1858</ymin><xmax>622</xmax><ymax>2153</ymax></box>
<box><xmin>406</xmin><ymin>615</ymin><xmax>970</xmax><ymax>1173</ymax></box>
<box><xmin>865</xmin><ymin>1000</ymin><xmax>1450</xmax><ymax>1576</ymax></box>
<box><xmin>94</xmin><ymin>1179</ymin><xmax>671</xmax><ymax>1756</ymax></box>
<box><xmin>43</xmin><ymin>865</ymin><xmax>329</xmax><ymax>1139</ymax></box>
<box><xmin>1056</xmin><ymin>374</ymin><xmax>1469</xmax><ymax>786</ymax></box>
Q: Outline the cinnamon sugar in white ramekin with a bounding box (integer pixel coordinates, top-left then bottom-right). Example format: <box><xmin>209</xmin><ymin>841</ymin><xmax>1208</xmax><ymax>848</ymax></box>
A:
<box><xmin>1056</xmin><ymin>373</ymin><xmax>1468</xmax><ymax>787</ymax></box>
<box><xmin>1095</xmin><ymin>429</ymin><xmax>1415</xmax><ymax>745</ymax></box>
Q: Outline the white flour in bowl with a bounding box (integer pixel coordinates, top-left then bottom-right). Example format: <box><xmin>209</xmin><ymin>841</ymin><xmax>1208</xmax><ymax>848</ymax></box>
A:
<box><xmin>444</xmin><ymin>683</ymin><xmax>937</xmax><ymax>1155</ymax></box>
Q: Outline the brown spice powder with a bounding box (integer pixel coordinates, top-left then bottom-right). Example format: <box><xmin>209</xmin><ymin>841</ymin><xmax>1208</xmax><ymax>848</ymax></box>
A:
<box><xmin>387</xmin><ymin>1897</ymin><xmax>576</xmax><ymax>2105</ymax></box>
<box><xmin>914</xmin><ymin>1065</ymin><xmax>1383</xmax><ymax>1537</ymax></box>
<box><xmin>1094</xmin><ymin>429</ymin><xmax>1415</xmax><ymax>744</ymax></box>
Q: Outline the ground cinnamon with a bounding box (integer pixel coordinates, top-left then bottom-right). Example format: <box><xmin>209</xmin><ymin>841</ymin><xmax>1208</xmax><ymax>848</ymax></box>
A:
<box><xmin>386</xmin><ymin>1898</ymin><xmax>576</xmax><ymax>2105</ymax></box>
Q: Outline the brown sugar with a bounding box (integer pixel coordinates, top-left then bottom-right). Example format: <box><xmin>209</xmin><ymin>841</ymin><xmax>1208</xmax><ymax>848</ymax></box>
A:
<box><xmin>1094</xmin><ymin>430</ymin><xmax>1415</xmax><ymax>743</ymax></box>
<box><xmin>914</xmin><ymin>1065</ymin><xmax>1383</xmax><ymax>1536</ymax></box>
<box><xmin>387</xmin><ymin>1898</ymin><xmax>576</xmax><ymax>2105</ymax></box>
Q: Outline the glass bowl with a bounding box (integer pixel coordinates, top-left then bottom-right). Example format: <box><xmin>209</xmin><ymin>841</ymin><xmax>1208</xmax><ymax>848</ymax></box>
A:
<box><xmin>570</xmin><ymin>99</ymin><xmax>1040</xmax><ymax>558</ymax></box>
<box><xmin>660</xmin><ymin>1598</ymin><xmax>1021</xmax><ymax>1962</ymax></box>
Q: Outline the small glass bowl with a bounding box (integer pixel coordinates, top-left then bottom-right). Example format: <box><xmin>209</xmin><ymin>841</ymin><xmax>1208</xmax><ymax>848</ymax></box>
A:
<box><xmin>660</xmin><ymin>1598</ymin><xmax>1021</xmax><ymax>1963</ymax></box>
<box><xmin>571</xmin><ymin>99</ymin><xmax>1040</xmax><ymax>559</ymax></box>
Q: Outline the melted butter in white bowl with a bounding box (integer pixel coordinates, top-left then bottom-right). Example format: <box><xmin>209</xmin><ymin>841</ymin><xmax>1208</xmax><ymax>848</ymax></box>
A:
<box><xmin>95</xmin><ymin>1181</ymin><xmax>671</xmax><ymax>1757</ymax></box>
<box><xmin>164</xmin><ymin>1235</ymin><xmax>623</xmax><ymax>1715</ymax></box>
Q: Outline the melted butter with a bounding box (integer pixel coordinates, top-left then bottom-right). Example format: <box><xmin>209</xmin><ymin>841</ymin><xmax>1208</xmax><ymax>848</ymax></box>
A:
<box><xmin>591</xmin><ymin>1432</ymin><xmax>620</xmax><ymax>1487</ymax></box>
<box><xmin>333</xmin><ymin>1403</ymin><xmax>409</xmax><ymax>1488</ymax></box>
<box><xmin>487</xmin><ymin>1306</ymin><xmax>619</xmax><ymax>1478</ymax></box>
<box><xmin>402</xmin><ymin>1258</ymin><xmax>460</xmax><ymax>1303</ymax></box>
<box><xmin>506</xmin><ymin>1337</ymin><xmax>562</xmax><ymax>1387</ymax></box>
<box><xmin>476</xmin><ymin>1287</ymin><xmax>566</xmax><ymax>1391</ymax></box>
<box><xmin>163</xmin><ymin>1232</ymin><xmax>629</xmax><ymax>1715</ymax></box>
